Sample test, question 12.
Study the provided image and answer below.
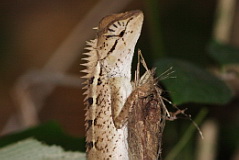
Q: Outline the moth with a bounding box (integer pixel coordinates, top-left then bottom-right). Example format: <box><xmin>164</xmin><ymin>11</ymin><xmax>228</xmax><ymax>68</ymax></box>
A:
<box><xmin>128</xmin><ymin>51</ymin><xmax>167</xmax><ymax>160</ymax></box>
<box><xmin>127</xmin><ymin>51</ymin><xmax>203</xmax><ymax>160</ymax></box>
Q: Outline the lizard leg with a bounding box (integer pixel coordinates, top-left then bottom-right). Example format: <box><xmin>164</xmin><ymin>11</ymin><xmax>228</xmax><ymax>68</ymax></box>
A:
<box><xmin>110</xmin><ymin>78</ymin><xmax>149</xmax><ymax>129</ymax></box>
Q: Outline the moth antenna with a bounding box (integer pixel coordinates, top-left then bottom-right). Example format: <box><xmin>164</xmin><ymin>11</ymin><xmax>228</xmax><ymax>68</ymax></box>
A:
<box><xmin>158</xmin><ymin>67</ymin><xmax>175</xmax><ymax>80</ymax></box>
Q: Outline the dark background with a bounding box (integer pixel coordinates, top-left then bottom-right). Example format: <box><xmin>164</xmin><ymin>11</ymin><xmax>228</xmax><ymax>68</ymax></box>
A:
<box><xmin>0</xmin><ymin>0</ymin><xmax>239</xmax><ymax>159</ymax></box>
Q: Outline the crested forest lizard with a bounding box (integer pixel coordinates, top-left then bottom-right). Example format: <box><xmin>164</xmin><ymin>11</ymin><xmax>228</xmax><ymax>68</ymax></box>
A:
<box><xmin>81</xmin><ymin>10</ymin><xmax>144</xmax><ymax>160</ymax></box>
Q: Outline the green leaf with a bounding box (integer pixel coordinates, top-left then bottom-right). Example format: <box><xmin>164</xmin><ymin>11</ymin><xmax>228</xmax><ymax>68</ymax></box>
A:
<box><xmin>208</xmin><ymin>40</ymin><xmax>239</xmax><ymax>65</ymax></box>
<box><xmin>0</xmin><ymin>121</ymin><xmax>85</xmax><ymax>152</ymax></box>
<box><xmin>0</xmin><ymin>138</ymin><xmax>86</xmax><ymax>160</ymax></box>
<box><xmin>155</xmin><ymin>58</ymin><xmax>233</xmax><ymax>105</ymax></box>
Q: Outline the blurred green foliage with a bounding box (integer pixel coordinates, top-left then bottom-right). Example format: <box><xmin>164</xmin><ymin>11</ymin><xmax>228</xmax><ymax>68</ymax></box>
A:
<box><xmin>208</xmin><ymin>40</ymin><xmax>239</xmax><ymax>65</ymax></box>
<box><xmin>0</xmin><ymin>122</ymin><xmax>85</xmax><ymax>152</ymax></box>
<box><xmin>155</xmin><ymin>58</ymin><xmax>232</xmax><ymax>105</ymax></box>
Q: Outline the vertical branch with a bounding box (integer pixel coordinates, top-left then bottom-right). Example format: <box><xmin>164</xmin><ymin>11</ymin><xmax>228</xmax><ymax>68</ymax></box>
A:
<box><xmin>196</xmin><ymin>120</ymin><xmax>218</xmax><ymax>160</ymax></box>
<box><xmin>213</xmin><ymin>0</ymin><xmax>237</xmax><ymax>44</ymax></box>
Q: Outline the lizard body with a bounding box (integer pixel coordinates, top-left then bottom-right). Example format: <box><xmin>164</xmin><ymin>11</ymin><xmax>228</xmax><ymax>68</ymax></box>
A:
<box><xmin>81</xmin><ymin>10</ymin><xmax>143</xmax><ymax>160</ymax></box>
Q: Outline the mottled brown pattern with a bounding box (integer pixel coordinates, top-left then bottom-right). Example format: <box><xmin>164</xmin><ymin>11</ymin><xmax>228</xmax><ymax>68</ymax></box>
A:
<box><xmin>128</xmin><ymin>69</ymin><xmax>166</xmax><ymax>160</ymax></box>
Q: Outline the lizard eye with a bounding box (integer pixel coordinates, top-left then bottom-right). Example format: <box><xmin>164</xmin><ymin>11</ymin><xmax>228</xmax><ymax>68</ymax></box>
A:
<box><xmin>119</xmin><ymin>30</ymin><xmax>125</xmax><ymax>37</ymax></box>
<box><xmin>105</xmin><ymin>29</ymin><xmax>125</xmax><ymax>38</ymax></box>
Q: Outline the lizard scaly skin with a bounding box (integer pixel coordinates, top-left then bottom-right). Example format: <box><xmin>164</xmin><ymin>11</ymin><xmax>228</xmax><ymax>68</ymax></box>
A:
<box><xmin>81</xmin><ymin>10</ymin><xmax>143</xmax><ymax>160</ymax></box>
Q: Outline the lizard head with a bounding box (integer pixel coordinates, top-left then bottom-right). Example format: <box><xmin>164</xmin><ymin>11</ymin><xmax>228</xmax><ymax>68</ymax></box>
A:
<box><xmin>97</xmin><ymin>10</ymin><xmax>144</xmax><ymax>77</ymax></box>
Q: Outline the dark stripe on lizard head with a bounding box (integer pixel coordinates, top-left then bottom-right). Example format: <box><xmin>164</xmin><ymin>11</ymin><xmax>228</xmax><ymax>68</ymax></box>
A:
<box><xmin>108</xmin><ymin>40</ymin><xmax>118</xmax><ymax>53</ymax></box>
